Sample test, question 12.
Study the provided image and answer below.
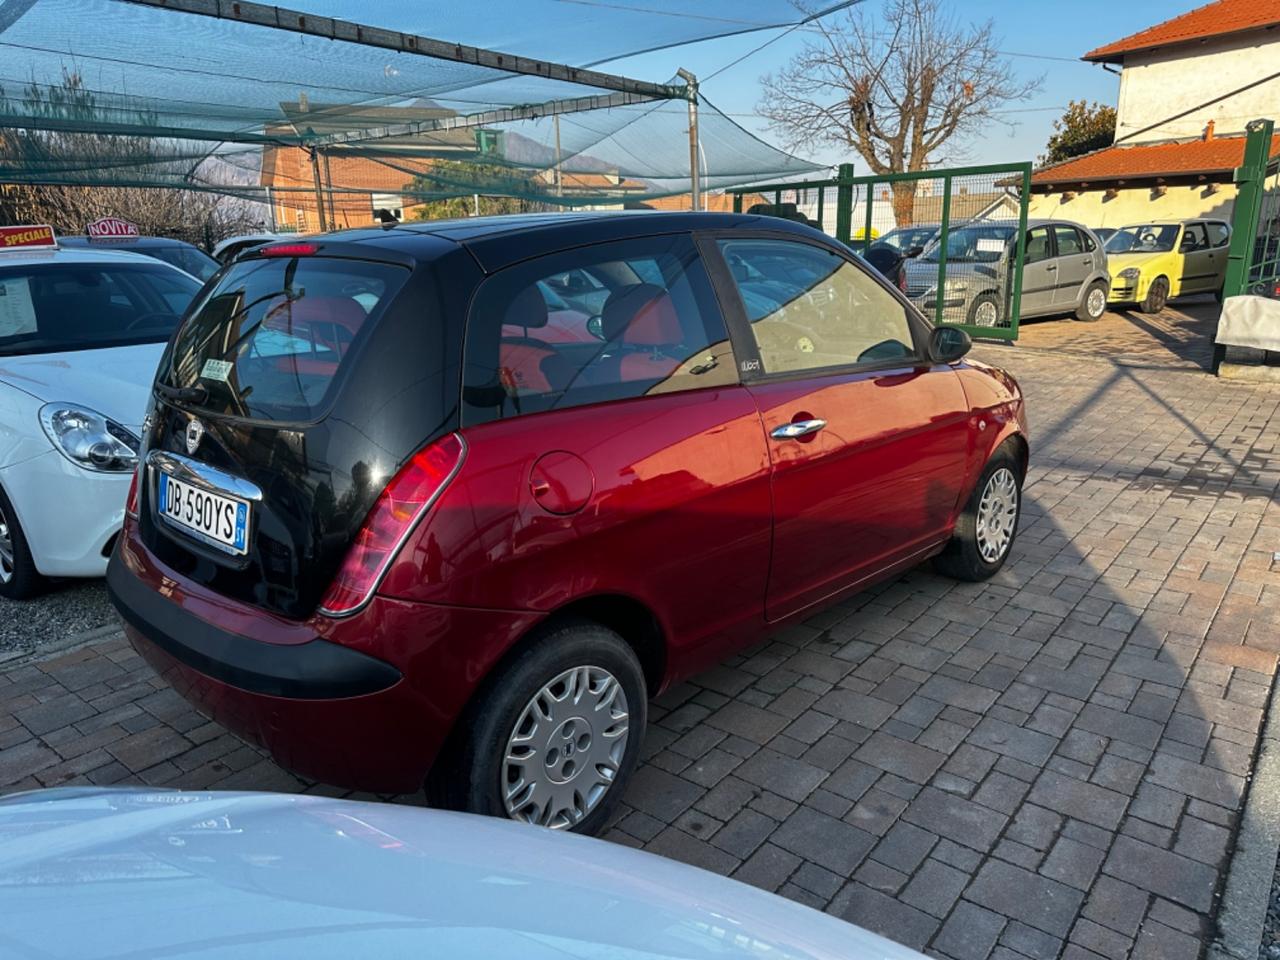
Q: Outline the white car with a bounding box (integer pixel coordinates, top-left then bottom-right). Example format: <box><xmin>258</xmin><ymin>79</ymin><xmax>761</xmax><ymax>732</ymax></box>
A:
<box><xmin>0</xmin><ymin>234</ymin><xmax>202</xmax><ymax>599</ymax></box>
<box><xmin>211</xmin><ymin>232</ymin><xmax>281</xmax><ymax>263</ymax></box>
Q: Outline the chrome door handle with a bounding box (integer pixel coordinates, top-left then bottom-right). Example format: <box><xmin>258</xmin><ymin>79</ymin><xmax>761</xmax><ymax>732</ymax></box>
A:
<box><xmin>771</xmin><ymin>419</ymin><xmax>827</xmax><ymax>440</ymax></box>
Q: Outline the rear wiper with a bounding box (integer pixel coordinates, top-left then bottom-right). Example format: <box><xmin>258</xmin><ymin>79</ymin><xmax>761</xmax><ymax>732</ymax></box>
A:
<box><xmin>154</xmin><ymin>382</ymin><xmax>208</xmax><ymax>404</ymax></box>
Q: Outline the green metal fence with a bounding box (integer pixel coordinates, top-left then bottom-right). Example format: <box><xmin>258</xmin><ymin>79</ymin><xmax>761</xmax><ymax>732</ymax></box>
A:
<box><xmin>730</xmin><ymin>161</ymin><xmax>1033</xmax><ymax>340</ymax></box>
<box><xmin>1224</xmin><ymin>119</ymin><xmax>1280</xmax><ymax>300</ymax></box>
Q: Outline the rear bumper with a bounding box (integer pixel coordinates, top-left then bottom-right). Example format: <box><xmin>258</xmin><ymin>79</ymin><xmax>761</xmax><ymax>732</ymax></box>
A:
<box><xmin>108</xmin><ymin>525</ymin><xmax>540</xmax><ymax>794</ymax></box>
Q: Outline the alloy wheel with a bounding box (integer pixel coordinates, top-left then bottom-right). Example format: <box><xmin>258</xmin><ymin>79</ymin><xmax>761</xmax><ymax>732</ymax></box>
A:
<box><xmin>974</xmin><ymin>300</ymin><xmax>999</xmax><ymax>327</ymax></box>
<box><xmin>1086</xmin><ymin>287</ymin><xmax>1107</xmax><ymax>318</ymax></box>
<box><xmin>502</xmin><ymin>665</ymin><xmax>630</xmax><ymax>829</ymax></box>
<box><xmin>975</xmin><ymin>467</ymin><xmax>1019</xmax><ymax>563</ymax></box>
<box><xmin>0</xmin><ymin>502</ymin><xmax>13</xmax><ymax>584</ymax></box>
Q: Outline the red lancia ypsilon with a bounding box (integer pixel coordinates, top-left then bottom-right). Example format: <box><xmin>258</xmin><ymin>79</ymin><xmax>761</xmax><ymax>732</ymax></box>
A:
<box><xmin>109</xmin><ymin>212</ymin><xmax>1028</xmax><ymax>833</ymax></box>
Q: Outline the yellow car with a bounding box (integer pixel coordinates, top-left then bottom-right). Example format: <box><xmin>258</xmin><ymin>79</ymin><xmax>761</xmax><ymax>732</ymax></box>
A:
<box><xmin>1104</xmin><ymin>219</ymin><xmax>1231</xmax><ymax>312</ymax></box>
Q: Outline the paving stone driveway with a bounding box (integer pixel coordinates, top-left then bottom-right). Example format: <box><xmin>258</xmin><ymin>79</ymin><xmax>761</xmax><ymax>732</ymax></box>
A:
<box><xmin>3</xmin><ymin>303</ymin><xmax>1279</xmax><ymax>960</ymax></box>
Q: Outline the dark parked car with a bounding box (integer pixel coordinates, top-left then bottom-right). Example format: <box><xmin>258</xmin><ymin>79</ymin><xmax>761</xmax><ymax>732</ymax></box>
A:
<box><xmin>60</xmin><ymin>235</ymin><xmax>219</xmax><ymax>281</ymax></box>
<box><xmin>109</xmin><ymin>211</ymin><xmax>1028</xmax><ymax>834</ymax></box>
<box><xmin>876</xmin><ymin>224</ymin><xmax>939</xmax><ymax>257</ymax></box>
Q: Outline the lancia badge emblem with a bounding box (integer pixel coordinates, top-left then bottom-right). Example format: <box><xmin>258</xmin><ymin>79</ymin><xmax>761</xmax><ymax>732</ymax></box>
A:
<box><xmin>185</xmin><ymin>418</ymin><xmax>205</xmax><ymax>455</ymax></box>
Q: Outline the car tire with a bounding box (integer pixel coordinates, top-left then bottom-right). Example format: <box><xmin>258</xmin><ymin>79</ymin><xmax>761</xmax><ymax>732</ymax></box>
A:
<box><xmin>934</xmin><ymin>446</ymin><xmax>1023</xmax><ymax>582</ymax></box>
<box><xmin>1141</xmin><ymin>276</ymin><xmax>1169</xmax><ymax>314</ymax></box>
<box><xmin>1076</xmin><ymin>281</ymin><xmax>1108</xmax><ymax>322</ymax></box>
<box><xmin>0</xmin><ymin>483</ymin><xmax>43</xmax><ymax>601</ymax></box>
<box><xmin>433</xmin><ymin>618</ymin><xmax>647</xmax><ymax>835</ymax></box>
<box><xmin>967</xmin><ymin>292</ymin><xmax>1002</xmax><ymax>328</ymax></box>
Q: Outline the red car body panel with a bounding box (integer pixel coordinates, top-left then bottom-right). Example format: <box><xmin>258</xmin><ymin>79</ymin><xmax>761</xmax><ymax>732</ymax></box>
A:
<box><xmin>379</xmin><ymin>384</ymin><xmax>775</xmax><ymax>679</ymax></box>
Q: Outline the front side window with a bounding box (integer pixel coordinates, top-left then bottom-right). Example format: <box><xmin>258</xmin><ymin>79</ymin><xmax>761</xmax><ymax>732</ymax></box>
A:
<box><xmin>1180</xmin><ymin>223</ymin><xmax>1209</xmax><ymax>251</ymax></box>
<box><xmin>1024</xmin><ymin>227</ymin><xmax>1052</xmax><ymax>264</ymax></box>
<box><xmin>463</xmin><ymin>235</ymin><xmax>736</xmax><ymax>424</ymax></box>
<box><xmin>0</xmin><ymin>262</ymin><xmax>201</xmax><ymax>357</ymax></box>
<box><xmin>718</xmin><ymin>238</ymin><xmax>916</xmax><ymax>376</ymax></box>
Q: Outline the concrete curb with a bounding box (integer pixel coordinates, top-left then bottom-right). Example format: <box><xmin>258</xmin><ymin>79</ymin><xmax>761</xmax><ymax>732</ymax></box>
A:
<box><xmin>1209</xmin><ymin>673</ymin><xmax>1280</xmax><ymax>960</ymax></box>
<box><xmin>0</xmin><ymin>621</ymin><xmax>125</xmax><ymax>670</ymax></box>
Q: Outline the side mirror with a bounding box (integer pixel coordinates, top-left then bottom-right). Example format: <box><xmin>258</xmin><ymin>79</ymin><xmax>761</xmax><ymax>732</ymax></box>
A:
<box><xmin>586</xmin><ymin>315</ymin><xmax>605</xmax><ymax>340</ymax></box>
<box><xmin>906</xmin><ymin>245</ymin><xmax>925</xmax><ymax>258</ymax></box>
<box><xmin>928</xmin><ymin>325</ymin><xmax>971</xmax><ymax>364</ymax></box>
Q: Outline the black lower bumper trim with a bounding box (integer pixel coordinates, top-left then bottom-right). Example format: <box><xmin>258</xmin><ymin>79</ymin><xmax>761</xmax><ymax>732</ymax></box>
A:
<box><xmin>107</xmin><ymin>553</ymin><xmax>401</xmax><ymax>699</ymax></box>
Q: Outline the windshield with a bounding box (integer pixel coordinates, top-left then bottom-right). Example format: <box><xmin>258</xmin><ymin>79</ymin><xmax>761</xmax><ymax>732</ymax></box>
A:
<box><xmin>879</xmin><ymin>226</ymin><xmax>936</xmax><ymax>253</ymax></box>
<box><xmin>919</xmin><ymin>225</ymin><xmax>1015</xmax><ymax>263</ymax></box>
<box><xmin>0</xmin><ymin>261</ymin><xmax>200</xmax><ymax>357</ymax></box>
<box><xmin>164</xmin><ymin>255</ymin><xmax>409</xmax><ymax>421</ymax></box>
<box><xmin>1105</xmin><ymin>224</ymin><xmax>1180</xmax><ymax>254</ymax></box>
<box><xmin>146</xmin><ymin>245</ymin><xmax>220</xmax><ymax>282</ymax></box>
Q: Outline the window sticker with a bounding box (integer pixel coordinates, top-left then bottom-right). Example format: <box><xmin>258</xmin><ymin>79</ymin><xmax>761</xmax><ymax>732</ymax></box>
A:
<box><xmin>0</xmin><ymin>277</ymin><xmax>37</xmax><ymax>337</ymax></box>
<box><xmin>976</xmin><ymin>238</ymin><xmax>1006</xmax><ymax>254</ymax></box>
<box><xmin>200</xmin><ymin>358</ymin><xmax>233</xmax><ymax>382</ymax></box>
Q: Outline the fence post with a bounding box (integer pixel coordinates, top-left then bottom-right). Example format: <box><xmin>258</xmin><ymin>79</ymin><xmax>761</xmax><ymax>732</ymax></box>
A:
<box><xmin>862</xmin><ymin>181</ymin><xmax>875</xmax><ymax>255</ymax></box>
<box><xmin>1224</xmin><ymin>118</ymin><xmax>1274</xmax><ymax>299</ymax></box>
<box><xmin>933</xmin><ymin>176</ymin><xmax>953</xmax><ymax>325</ymax></box>
<box><xmin>835</xmin><ymin>163</ymin><xmax>855</xmax><ymax>245</ymax></box>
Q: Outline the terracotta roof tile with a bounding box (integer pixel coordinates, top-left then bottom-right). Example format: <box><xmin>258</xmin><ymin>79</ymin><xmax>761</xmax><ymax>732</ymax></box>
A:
<box><xmin>1031</xmin><ymin>133</ymin><xmax>1280</xmax><ymax>185</ymax></box>
<box><xmin>1084</xmin><ymin>0</ymin><xmax>1280</xmax><ymax>62</ymax></box>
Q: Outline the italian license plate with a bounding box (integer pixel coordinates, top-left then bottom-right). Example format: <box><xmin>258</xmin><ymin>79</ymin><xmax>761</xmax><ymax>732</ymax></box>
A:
<box><xmin>157</xmin><ymin>471</ymin><xmax>249</xmax><ymax>555</ymax></box>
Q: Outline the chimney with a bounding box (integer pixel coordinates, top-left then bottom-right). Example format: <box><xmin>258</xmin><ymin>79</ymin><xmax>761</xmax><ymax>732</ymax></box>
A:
<box><xmin>1204</xmin><ymin>119</ymin><xmax>1215</xmax><ymax>141</ymax></box>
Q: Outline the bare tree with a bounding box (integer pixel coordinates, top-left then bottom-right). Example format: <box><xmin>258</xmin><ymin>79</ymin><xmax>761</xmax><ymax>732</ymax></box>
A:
<box><xmin>759</xmin><ymin>0</ymin><xmax>1039</xmax><ymax>225</ymax></box>
<box><xmin>0</xmin><ymin>72</ymin><xmax>265</xmax><ymax>249</ymax></box>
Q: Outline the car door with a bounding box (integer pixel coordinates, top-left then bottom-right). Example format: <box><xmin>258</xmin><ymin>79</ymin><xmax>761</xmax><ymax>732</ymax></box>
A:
<box><xmin>1018</xmin><ymin>225</ymin><xmax>1057</xmax><ymax>317</ymax></box>
<box><xmin>709</xmin><ymin>234</ymin><xmax>972</xmax><ymax>623</ymax></box>
<box><xmin>1177</xmin><ymin>222</ymin><xmax>1215</xmax><ymax>294</ymax></box>
<box><xmin>1050</xmin><ymin>225</ymin><xmax>1091</xmax><ymax>307</ymax></box>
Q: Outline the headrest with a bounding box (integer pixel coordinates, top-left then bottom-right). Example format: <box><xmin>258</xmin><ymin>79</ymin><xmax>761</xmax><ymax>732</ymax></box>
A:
<box><xmin>601</xmin><ymin>283</ymin><xmax>683</xmax><ymax>346</ymax></box>
<box><xmin>503</xmin><ymin>284</ymin><xmax>549</xmax><ymax>330</ymax></box>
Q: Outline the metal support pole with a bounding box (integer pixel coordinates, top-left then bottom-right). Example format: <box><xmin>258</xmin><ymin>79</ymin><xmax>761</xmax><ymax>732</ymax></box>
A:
<box><xmin>834</xmin><ymin>163</ymin><xmax>855</xmax><ymax>244</ymax></box>
<box><xmin>554</xmin><ymin>114</ymin><xmax>563</xmax><ymax>198</ymax></box>
<box><xmin>308</xmin><ymin>147</ymin><xmax>328</xmax><ymax>232</ymax></box>
<box><xmin>1224</xmin><ymin>118</ymin><xmax>1274</xmax><ymax>299</ymax></box>
<box><xmin>934</xmin><ymin>177</ymin><xmax>953</xmax><ymax>325</ymax></box>
<box><xmin>322</xmin><ymin>149</ymin><xmax>337</xmax><ymax>229</ymax></box>
<box><xmin>677</xmin><ymin>68</ymin><xmax>700</xmax><ymax>211</ymax></box>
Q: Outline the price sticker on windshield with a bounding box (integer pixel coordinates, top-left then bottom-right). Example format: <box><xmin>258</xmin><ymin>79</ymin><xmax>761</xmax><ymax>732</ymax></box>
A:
<box><xmin>200</xmin><ymin>359</ymin><xmax>233</xmax><ymax>382</ymax></box>
<box><xmin>976</xmin><ymin>238</ymin><xmax>1006</xmax><ymax>253</ymax></box>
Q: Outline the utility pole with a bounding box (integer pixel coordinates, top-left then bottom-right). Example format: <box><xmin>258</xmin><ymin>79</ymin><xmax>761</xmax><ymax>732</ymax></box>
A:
<box><xmin>308</xmin><ymin>147</ymin><xmax>328</xmax><ymax>232</ymax></box>
<box><xmin>677</xmin><ymin>68</ymin><xmax>700</xmax><ymax>211</ymax></box>
<box><xmin>322</xmin><ymin>150</ymin><xmax>337</xmax><ymax>229</ymax></box>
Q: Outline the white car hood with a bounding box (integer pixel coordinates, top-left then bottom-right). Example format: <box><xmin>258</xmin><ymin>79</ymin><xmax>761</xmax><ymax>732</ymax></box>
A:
<box><xmin>0</xmin><ymin>342</ymin><xmax>162</xmax><ymax>430</ymax></box>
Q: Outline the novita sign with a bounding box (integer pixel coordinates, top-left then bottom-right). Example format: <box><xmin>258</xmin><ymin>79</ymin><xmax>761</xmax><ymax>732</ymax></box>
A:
<box><xmin>86</xmin><ymin>217</ymin><xmax>140</xmax><ymax>239</ymax></box>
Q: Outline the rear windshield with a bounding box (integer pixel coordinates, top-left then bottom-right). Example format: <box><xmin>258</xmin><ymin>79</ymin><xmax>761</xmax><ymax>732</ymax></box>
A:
<box><xmin>146</xmin><ymin>245</ymin><xmax>220</xmax><ymax>282</ymax></box>
<box><xmin>0</xmin><ymin>261</ymin><xmax>200</xmax><ymax>357</ymax></box>
<box><xmin>164</xmin><ymin>255</ymin><xmax>408</xmax><ymax>421</ymax></box>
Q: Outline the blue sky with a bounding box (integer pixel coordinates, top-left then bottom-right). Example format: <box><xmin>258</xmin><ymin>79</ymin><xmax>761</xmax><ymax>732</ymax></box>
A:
<box><xmin>598</xmin><ymin>1</ymin><xmax>1182</xmax><ymax>174</ymax></box>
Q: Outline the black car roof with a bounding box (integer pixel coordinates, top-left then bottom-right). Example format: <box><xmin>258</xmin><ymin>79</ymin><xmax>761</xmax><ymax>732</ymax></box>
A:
<box><xmin>317</xmin><ymin>211</ymin><xmax>825</xmax><ymax>273</ymax></box>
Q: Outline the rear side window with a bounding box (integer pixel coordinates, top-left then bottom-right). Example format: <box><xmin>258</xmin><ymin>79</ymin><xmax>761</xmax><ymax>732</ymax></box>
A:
<box><xmin>462</xmin><ymin>234</ymin><xmax>736</xmax><ymax>425</ymax></box>
<box><xmin>165</xmin><ymin>256</ymin><xmax>409</xmax><ymax>421</ymax></box>
<box><xmin>1053</xmin><ymin>226</ymin><xmax>1084</xmax><ymax>256</ymax></box>
<box><xmin>1210</xmin><ymin>223</ymin><xmax>1231</xmax><ymax>248</ymax></box>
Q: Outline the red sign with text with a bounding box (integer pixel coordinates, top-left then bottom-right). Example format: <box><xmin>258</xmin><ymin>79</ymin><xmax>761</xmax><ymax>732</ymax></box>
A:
<box><xmin>0</xmin><ymin>225</ymin><xmax>57</xmax><ymax>250</ymax></box>
<box><xmin>87</xmin><ymin>217</ymin><xmax>139</xmax><ymax>239</ymax></box>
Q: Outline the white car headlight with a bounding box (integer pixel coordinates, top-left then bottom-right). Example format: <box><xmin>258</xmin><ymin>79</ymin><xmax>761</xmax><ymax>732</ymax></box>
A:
<box><xmin>39</xmin><ymin>403</ymin><xmax>140</xmax><ymax>473</ymax></box>
<box><xmin>1118</xmin><ymin>267</ymin><xmax>1141</xmax><ymax>280</ymax></box>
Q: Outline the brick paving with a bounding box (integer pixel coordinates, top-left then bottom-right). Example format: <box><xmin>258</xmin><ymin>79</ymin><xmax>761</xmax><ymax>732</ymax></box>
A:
<box><xmin>3</xmin><ymin>301</ymin><xmax>1280</xmax><ymax>959</ymax></box>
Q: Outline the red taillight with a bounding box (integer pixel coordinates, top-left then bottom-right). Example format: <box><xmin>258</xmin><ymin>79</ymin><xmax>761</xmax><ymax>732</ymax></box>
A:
<box><xmin>125</xmin><ymin>465</ymin><xmax>141</xmax><ymax>520</ymax></box>
<box><xmin>898</xmin><ymin>269</ymin><xmax>908</xmax><ymax>293</ymax></box>
<box><xmin>318</xmin><ymin>433</ymin><xmax>465</xmax><ymax>616</ymax></box>
<box><xmin>260</xmin><ymin>243</ymin><xmax>318</xmax><ymax>257</ymax></box>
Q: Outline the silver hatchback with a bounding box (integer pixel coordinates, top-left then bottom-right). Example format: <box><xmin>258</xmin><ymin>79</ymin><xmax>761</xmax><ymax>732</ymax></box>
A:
<box><xmin>903</xmin><ymin>219</ymin><xmax>1111</xmax><ymax>327</ymax></box>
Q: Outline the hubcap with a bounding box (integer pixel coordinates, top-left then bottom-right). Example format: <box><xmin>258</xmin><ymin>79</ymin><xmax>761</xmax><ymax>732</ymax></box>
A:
<box><xmin>503</xmin><ymin>665</ymin><xmax>629</xmax><ymax>829</ymax></box>
<box><xmin>975</xmin><ymin>467</ymin><xmax>1019</xmax><ymax>564</ymax></box>
<box><xmin>1087</xmin><ymin>287</ymin><xmax>1106</xmax><ymax>317</ymax></box>
<box><xmin>975</xmin><ymin>300</ymin><xmax>999</xmax><ymax>327</ymax></box>
<box><xmin>0</xmin><ymin>503</ymin><xmax>13</xmax><ymax>584</ymax></box>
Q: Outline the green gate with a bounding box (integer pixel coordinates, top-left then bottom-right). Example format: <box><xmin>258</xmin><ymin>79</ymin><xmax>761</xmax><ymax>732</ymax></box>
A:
<box><xmin>1223</xmin><ymin>118</ymin><xmax>1280</xmax><ymax>300</ymax></box>
<box><xmin>730</xmin><ymin>161</ymin><xmax>1032</xmax><ymax>340</ymax></box>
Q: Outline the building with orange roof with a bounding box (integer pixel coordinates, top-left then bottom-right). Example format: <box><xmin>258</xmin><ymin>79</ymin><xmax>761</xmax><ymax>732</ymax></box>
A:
<box><xmin>1030</xmin><ymin>0</ymin><xmax>1280</xmax><ymax>227</ymax></box>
